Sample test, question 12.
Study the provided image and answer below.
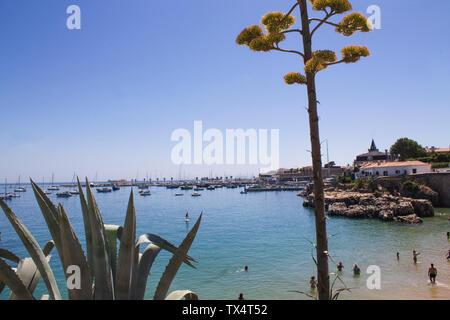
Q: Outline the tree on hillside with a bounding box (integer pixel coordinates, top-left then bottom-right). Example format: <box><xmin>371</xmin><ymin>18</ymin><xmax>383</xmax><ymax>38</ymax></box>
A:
<box><xmin>236</xmin><ymin>0</ymin><xmax>372</xmax><ymax>300</ymax></box>
<box><xmin>390</xmin><ymin>138</ymin><xmax>427</xmax><ymax>161</ymax></box>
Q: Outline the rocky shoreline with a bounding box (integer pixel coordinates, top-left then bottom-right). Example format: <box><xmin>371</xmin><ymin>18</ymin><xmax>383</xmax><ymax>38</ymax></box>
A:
<box><xmin>301</xmin><ymin>189</ymin><xmax>434</xmax><ymax>224</ymax></box>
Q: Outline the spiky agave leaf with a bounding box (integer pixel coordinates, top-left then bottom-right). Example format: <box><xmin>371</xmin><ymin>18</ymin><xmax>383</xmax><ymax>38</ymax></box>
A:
<box><xmin>57</xmin><ymin>205</ymin><xmax>93</xmax><ymax>300</ymax></box>
<box><xmin>165</xmin><ymin>290</ymin><xmax>199</xmax><ymax>300</ymax></box>
<box><xmin>153</xmin><ymin>214</ymin><xmax>202</xmax><ymax>300</ymax></box>
<box><xmin>130</xmin><ymin>244</ymin><xmax>161</xmax><ymax>300</ymax></box>
<box><xmin>30</xmin><ymin>180</ymin><xmax>64</xmax><ymax>259</ymax></box>
<box><xmin>0</xmin><ymin>258</ymin><xmax>33</xmax><ymax>300</ymax></box>
<box><xmin>115</xmin><ymin>191</ymin><xmax>136</xmax><ymax>300</ymax></box>
<box><xmin>0</xmin><ymin>199</ymin><xmax>61</xmax><ymax>300</ymax></box>
<box><xmin>77</xmin><ymin>178</ymin><xmax>94</xmax><ymax>280</ymax></box>
<box><xmin>0</xmin><ymin>248</ymin><xmax>21</xmax><ymax>264</ymax></box>
<box><xmin>84</xmin><ymin>178</ymin><xmax>114</xmax><ymax>300</ymax></box>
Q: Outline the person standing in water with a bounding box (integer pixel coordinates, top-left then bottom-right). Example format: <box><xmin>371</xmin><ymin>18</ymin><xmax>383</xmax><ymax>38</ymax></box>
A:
<box><xmin>396</xmin><ymin>252</ymin><xmax>400</xmax><ymax>260</ymax></box>
<box><xmin>413</xmin><ymin>250</ymin><xmax>420</xmax><ymax>264</ymax></box>
<box><xmin>310</xmin><ymin>276</ymin><xmax>317</xmax><ymax>289</ymax></box>
<box><xmin>428</xmin><ymin>264</ymin><xmax>437</xmax><ymax>283</ymax></box>
<box><xmin>185</xmin><ymin>212</ymin><xmax>189</xmax><ymax>219</ymax></box>
<box><xmin>353</xmin><ymin>264</ymin><xmax>361</xmax><ymax>276</ymax></box>
<box><xmin>238</xmin><ymin>293</ymin><xmax>245</xmax><ymax>300</ymax></box>
<box><xmin>337</xmin><ymin>262</ymin><xmax>344</xmax><ymax>272</ymax></box>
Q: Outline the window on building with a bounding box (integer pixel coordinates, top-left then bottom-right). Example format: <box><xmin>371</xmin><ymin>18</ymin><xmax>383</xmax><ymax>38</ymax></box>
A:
<box><xmin>395</xmin><ymin>170</ymin><xmax>400</xmax><ymax>174</ymax></box>
<box><xmin>412</xmin><ymin>168</ymin><xmax>417</xmax><ymax>174</ymax></box>
<box><xmin>383</xmin><ymin>171</ymin><xmax>388</xmax><ymax>176</ymax></box>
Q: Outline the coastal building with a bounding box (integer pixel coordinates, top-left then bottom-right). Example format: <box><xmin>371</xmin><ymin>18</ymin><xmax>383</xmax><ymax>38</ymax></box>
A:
<box><xmin>425</xmin><ymin>146</ymin><xmax>450</xmax><ymax>155</ymax></box>
<box><xmin>259</xmin><ymin>165</ymin><xmax>348</xmax><ymax>183</ymax></box>
<box><xmin>357</xmin><ymin>161</ymin><xmax>431</xmax><ymax>178</ymax></box>
<box><xmin>354</xmin><ymin>139</ymin><xmax>395</xmax><ymax>167</ymax></box>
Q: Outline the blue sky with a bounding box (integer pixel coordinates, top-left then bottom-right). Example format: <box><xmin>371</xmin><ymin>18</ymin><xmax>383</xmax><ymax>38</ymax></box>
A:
<box><xmin>0</xmin><ymin>0</ymin><xmax>449</xmax><ymax>181</ymax></box>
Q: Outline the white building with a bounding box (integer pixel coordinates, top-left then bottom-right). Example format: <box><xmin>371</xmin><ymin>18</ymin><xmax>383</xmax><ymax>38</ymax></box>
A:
<box><xmin>357</xmin><ymin>161</ymin><xmax>431</xmax><ymax>178</ymax></box>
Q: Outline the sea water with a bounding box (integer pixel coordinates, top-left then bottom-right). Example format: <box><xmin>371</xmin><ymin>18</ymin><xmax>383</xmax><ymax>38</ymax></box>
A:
<box><xmin>0</xmin><ymin>185</ymin><xmax>449</xmax><ymax>300</ymax></box>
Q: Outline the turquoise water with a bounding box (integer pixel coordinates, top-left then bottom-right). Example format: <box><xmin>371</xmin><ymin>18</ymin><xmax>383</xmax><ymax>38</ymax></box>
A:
<box><xmin>1</xmin><ymin>185</ymin><xmax>449</xmax><ymax>300</ymax></box>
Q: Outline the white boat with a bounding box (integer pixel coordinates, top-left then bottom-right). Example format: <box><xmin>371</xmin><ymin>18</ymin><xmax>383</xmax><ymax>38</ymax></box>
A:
<box><xmin>175</xmin><ymin>193</ymin><xmax>184</xmax><ymax>196</ymax></box>
<box><xmin>14</xmin><ymin>176</ymin><xmax>26</xmax><ymax>192</ymax></box>
<box><xmin>48</xmin><ymin>174</ymin><xmax>59</xmax><ymax>191</ymax></box>
<box><xmin>139</xmin><ymin>190</ymin><xmax>151</xmax><ymax>196</ymax></box>
<box><xmin>70</xmin><ymin>190</ymin><xmax>79</xmax><ymax>195</ymax></box>
<box><xmin>97</xmin><ymin>187</ymin><xmax>112</xmax><ymax>193</ymax></box>
<box><xmin>191</xmin><ymin>192</ymin><xmax>201</xmax><ymax>197</ymax></box>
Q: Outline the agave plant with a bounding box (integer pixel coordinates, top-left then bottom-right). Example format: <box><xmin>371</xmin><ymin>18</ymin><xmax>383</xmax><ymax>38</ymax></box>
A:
<box><xmin>0</xmin><ymin>178</ymin><xmax>201</xmax><ymax>300</ymax></box>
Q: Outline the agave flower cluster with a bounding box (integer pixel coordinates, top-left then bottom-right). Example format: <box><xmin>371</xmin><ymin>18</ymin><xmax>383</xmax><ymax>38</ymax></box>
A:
<box><xmin>0</xmin><ymin>179</ymin><xmax>201</xmax><ymax>300</ymax></box>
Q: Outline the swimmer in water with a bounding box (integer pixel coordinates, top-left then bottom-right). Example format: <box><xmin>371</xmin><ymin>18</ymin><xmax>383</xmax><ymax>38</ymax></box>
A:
<box><xmin>428</xmin><ymin>264</ymin><xmax>437</xmax><ymax>283</ymax></box>
<box><xmin>337</xmin><ymin>262</ymin><xmax>344</xmax><ymax>272</ymax></box>
<box><xmin>310</xmin><ymin>276</ymin><xmax>317</xmax><ymax>289</ymax></box>
<box><xmin>353</xmin><ymin>264</ymin><xmax>361</xmax><ymax>276</ymax></box>
<box><xmin>185</xmin><ymin>212</ymin><xmax>189</xmax><ymax>219</ymax></box>
<box><xmin>413</xmin><ymin>250</ymin><xmax>420</xmax><ymax>264</ymax></box>
<box><xmin>244</xmin><ymin>266</ymin><xmax>248</xmax><ymax>272</ymax></box>
<box><xmin>238</xmin><ymin>293</ymin><xmax>245</xmax><ymax>300</ymax></box>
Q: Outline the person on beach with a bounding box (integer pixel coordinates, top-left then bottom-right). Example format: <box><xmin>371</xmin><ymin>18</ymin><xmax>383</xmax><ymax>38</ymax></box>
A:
<box><xmin>447</xmin><ymin>250</ymin><xmax>450</xmax><ymax>260</ymax></box>
<box><xmin>397</xmin><ymin>252</ymin><xmax>400</xmax><ymax>260</ymax></box>
<box><xmin>238</xmin><ymin>293</ymin><xmax>245</xmax><ymax>300</ymax></box>
<box><xmin>413</xmin><ymin>250</ymin><xmax>420</xmax><ymax>264</ymax></box>
<box><xmin>428</xmin><ymin>264</ymin><xmax>437</xmax><ymax>283</ymax></box>
<box><xmin>353</xmin><ymin>264</ymin><xmax>361</xmax><ymax>276</ymax></box>
<box><xmin>447</xmin><ymin>231</ymin><xmax>449</xmax><ymax>239</ymax></box>
<box><xmin>310</xmin><ymin>276</ymin><xmax>317</xmax><ymax>289</ymax></box>
<box><xmin>337</xmin><ymin>262</ymin><xmax>344</xmax><ymax>272</ymax></box>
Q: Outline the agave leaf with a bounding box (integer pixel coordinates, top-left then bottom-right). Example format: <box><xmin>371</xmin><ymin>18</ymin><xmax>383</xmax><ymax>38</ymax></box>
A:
<box><xmin>153</xmin><ymin>214</ymin><xmax>202</xmax><ymax>300</ymax></box>
<box><xmin>10</xmin><ymin>256</ymin><xmax>50</xmax><ymax>300</ymax></box>
<box><xmin>165</xmin><ymin>290</ymin><xmax>199</xmax><ymax>300</ymax></box>
<box><xmin>115</xmin><ymin>191</ymin><xmax>136</xmax><ymax>300</ymax></box>
<box><xmin>30</xmin><ymin>180</ymin><xmax>63</xmax><ymax>255</ymax></box>
<box><xmin>0</xmin><ymin>258</ymin><xmax>34</xmax><ymax>300</ymax></box>
<box><xmin>85</xmin><ymin>178</ymin><xmax>114</xmax><ymax>300</ymax></box>
<box><xmin>0</xmin><ymin>248</ymin><xmax>21</xmax><ymax>263</ymax></box>
<box><xmin>58</xmin><ymin>205</ymin><xmax>93</xmax><ymax>300</ymax></box>
<box><xmin>136</xmin><ymin>234</ymin><xmax>196</xmax><ymax>267</ymax></box>
<box><xmin>43</xmin><ymin>240</ymin><xmax>55</xmax><ymax>256</ymax></box>
<box><xmin>77</xmin><ymin>177</ymin><xmax>94</xmax><ymax>279</ymax></box>
<box><xmin>104</xmin><ymin>224</ymin><xmax>122</xmax><ymax>283</ymax></box>
<box><xmin>130</xmin><ymin>244</ymin><xmax>161</xmax><ymax>300</ymax></box>
<box><xmin>0</xmin><ymin>199</ymin><xmax>61</xmax><ymax>300</ymax></box>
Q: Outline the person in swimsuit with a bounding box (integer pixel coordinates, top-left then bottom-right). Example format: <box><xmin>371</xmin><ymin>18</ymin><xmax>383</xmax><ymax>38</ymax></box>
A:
<box><xmin>428</xmin><ymin>264</ymin><xmax>437</xmax><ymax>283</ymax></box>
<box><xmin>310</xmin><ymin>276</ymin><xmax>317</xmax><ymax>289</ymax></box>
<box><xmin>337</xmin><ymin>262</ymin><xmax>344</xmax><ymax>272</ymax></box>
<box><xmin>413</xmin><ymin>250</ymin><xmax>420</xmax><ymax>264</ymax></box>
<box><xmin>353</xmin><ymin>264</ymin><xmax>361</xmax><ymax>276</ymax></box>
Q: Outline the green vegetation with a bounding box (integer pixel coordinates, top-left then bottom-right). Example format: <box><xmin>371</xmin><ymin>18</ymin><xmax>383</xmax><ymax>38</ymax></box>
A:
<box><xmin>390</xmin><ymin>138</ymin><xmax>427</xmax><ymax>161</ymax></box>
<box><xmin>0</xmin><ymin>179</ymin><xmax>201</xmax><ymax>300</ymax></box>
<box><xmin>236</xmin><ymin>0</ymin><xmax>371</xmax><ymax>300</ymax></box>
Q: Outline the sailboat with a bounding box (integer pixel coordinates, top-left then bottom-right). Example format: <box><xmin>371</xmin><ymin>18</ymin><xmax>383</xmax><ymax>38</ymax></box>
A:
<box><xmin>14</xmin><ymin>175</ymin><xmax>26</xmax><ymax>192</ymax></box>
<box><xmin>42</xmin><ymin>177</ymin><xmax>52</xmax><ymax>195</ymax></box>
<box><xmin>47</xmin><ymin>173</ymin><xmax>59</xmax><ymax>191</ymax></box>
<box><xmin>69</xmin><ymin>173</ymin><xmax>79</xmax><ymax>195</ymax></box>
